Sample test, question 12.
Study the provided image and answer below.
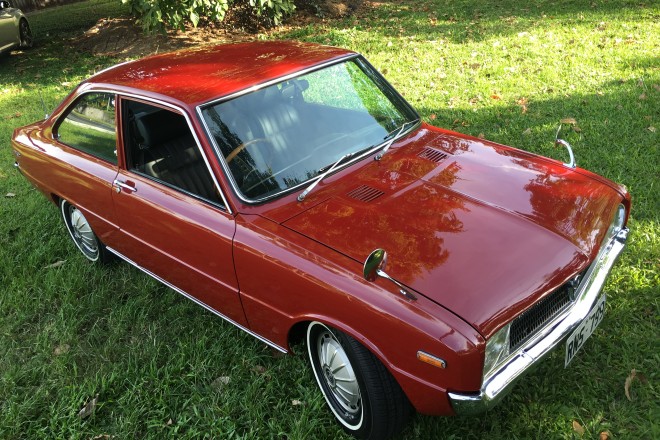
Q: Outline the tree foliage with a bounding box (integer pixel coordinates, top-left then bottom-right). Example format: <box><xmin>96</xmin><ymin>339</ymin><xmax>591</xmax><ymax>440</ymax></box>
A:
<box><xmin>122</xmin><ymin>0</ymin><xmax>296</xmax><ymax>32</ymax></box>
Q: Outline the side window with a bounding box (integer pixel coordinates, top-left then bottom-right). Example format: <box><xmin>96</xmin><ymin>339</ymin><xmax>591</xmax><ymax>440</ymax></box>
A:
<box><xmin>122</xmin><ymin>99</ymin><xmax>223</xmax><ymax>206</ymax></box>
<box><xmin>56</xmin><ymin>92</ymin><xmax>117</xmax><ymax>164</ymax></box>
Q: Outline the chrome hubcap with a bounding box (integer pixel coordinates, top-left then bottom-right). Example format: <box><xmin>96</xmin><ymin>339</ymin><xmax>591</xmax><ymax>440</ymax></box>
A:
<box><xmin>317</xmin><ymin>330</ymin><xmax>361</xmax><ymax>415</ymax></box>
<box><xmin>69</xmin><ymin>206</ymin><xmax>98</xmax><ymax>258</ymax></box>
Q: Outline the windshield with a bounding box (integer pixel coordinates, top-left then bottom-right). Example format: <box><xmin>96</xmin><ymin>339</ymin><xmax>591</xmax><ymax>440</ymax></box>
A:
<box><xmin>201</xmin><ymin>57</ymin><xmax>418</xmax><ymax>201</ymax></box>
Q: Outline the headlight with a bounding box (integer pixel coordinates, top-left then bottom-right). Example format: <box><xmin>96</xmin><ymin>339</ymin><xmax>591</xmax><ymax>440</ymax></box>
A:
<box><xmin>483</xmin><ymin>324</ymin><xmax>510</xmax><ymax>382</ymax></box>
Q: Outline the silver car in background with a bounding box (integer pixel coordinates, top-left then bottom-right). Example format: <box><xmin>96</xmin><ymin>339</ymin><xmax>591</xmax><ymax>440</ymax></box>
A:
<box><xmin>0</xmin><ymin>1</ymin><xmax>32</xmax><ymax>55</ymax></box>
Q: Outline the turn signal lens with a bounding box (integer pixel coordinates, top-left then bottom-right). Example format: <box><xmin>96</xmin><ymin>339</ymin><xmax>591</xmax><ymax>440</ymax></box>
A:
<box><xmin>417</xmin><ymin>351</ymin><xmax>446</xmax><ymax>369</ymax></box>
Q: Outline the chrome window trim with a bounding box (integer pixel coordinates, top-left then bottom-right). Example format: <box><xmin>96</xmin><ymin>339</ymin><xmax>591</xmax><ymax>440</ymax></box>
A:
<box><xmin>106</xmin><ymin>246</ymin><xmax>288</xmax><ymax>353</ymax></box>
<box><xmin>85</xmin><ymin>88</ymin><xmax>233</xmax><ymax>214</ymax></box>
<box><xmin>195</xmin><ymin>54</ymin><xmax>420</xmax><ymax>205</ymax></box>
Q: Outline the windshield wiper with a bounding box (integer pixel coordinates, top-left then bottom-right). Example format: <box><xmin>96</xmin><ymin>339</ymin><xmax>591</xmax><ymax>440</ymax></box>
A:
<box><xmin>296</xmin><ymin>120</ymin><xmax>418</xmax><ymax>202</ymax></box>
<box><xmin>374</xmin><ymin>118</ymin><xmax>419</xmax><ymax>161</ymax></box>
<box><xmin>298</xmin><ymin>151</ymin><xmax>359</xmax><ymax>202</ymax></box>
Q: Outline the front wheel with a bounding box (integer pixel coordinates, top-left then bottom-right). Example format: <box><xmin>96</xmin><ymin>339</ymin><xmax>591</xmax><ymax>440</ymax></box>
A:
<box><xmin>19</xmin><ymin>19</ymin><xmax>33</xmax><ymax>49</ymax></box>
<box><xmin>60</xmin><ymin>199</ymin><xmax>112</xmax><ymax>263</ymax></box>
<box><xmin>306</xmin><ymin>321</ymin><xmax>412</xmax><ymax>440</ymax></box>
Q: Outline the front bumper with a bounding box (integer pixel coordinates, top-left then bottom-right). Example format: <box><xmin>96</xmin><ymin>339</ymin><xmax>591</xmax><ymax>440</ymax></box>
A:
<box><xmin>449</xmin><ymin>227</ymin><xmax>629</xmax><ymax>415</ymax></box>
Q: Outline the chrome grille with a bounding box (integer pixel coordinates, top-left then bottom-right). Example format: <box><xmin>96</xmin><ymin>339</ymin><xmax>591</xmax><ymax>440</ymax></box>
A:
<box><xmin>509</xmin><ymin>283</ymin><xmax>575</xmax><ymax>351</ymax></box>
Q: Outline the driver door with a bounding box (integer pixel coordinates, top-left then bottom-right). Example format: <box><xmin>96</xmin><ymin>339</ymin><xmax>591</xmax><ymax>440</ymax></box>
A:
<box><xmin>110</xmin><ymin>96</ymin><xmax>247</xmax><ymax>327</ymax></box>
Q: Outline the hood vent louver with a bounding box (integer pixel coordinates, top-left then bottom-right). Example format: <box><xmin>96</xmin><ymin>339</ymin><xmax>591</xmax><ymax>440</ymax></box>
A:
<box><xmin>346</xmin><ymin>185</ymin><xmax>384</xmax><ymax>203</ymax></box>
<box><xmin>418</xmin><ymin>147</ymin><xmax>448</xmax><ymax>163</ymax></box>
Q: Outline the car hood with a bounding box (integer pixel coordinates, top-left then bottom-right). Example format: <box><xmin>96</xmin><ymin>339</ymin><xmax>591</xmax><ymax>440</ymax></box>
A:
<box><xmin>269</xmin><ymin>127</ymin><xmax>623</xmax><ymax>337</ymax></box>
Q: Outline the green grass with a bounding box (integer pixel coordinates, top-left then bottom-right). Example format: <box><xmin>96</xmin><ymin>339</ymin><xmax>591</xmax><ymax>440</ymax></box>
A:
<box><xmin>1</xmin><ymin>0</ymin><xmax>658</xmax><ymax>438</ymax></box>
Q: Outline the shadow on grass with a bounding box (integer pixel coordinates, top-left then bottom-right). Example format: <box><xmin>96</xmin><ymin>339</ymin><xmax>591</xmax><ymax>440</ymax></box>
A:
<box><xmin>288</xmin><ymin>0</ymin><xmax>657</xmax><ymax>44</ymax></box>
<box><xmin>410</xmin><ymin>77</ymin><xmax>658</xmax><ymax>221</ymax></box>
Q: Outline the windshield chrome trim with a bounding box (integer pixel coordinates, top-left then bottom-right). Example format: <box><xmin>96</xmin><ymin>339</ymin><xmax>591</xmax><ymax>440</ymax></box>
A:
<box><xmin>195</xmin><ymin>54</ymin><xmax>420</xmax><ymax>206</ymax></box>
<box><xmin>84</xmin><ymin>88</ymin><xmax>233</xmax><ymax>215</ymax></box>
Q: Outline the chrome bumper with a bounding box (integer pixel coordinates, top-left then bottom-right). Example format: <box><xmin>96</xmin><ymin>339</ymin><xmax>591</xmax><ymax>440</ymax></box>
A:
<box><xmin>449</xmin><ymin>227</ymin><xmax>629</xmax><ymax>415</ymax></box>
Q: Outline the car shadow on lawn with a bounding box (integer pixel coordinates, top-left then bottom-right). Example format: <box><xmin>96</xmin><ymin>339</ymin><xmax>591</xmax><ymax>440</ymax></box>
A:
<box><xmin>288</xmin><ymin>0</ymin><xmax>657</xmax><ymax>44</ymax></box>
<box><xmin>412</xmin><ymin>78</ymin><xmax>658</xmax><ymax>221</ymax></box>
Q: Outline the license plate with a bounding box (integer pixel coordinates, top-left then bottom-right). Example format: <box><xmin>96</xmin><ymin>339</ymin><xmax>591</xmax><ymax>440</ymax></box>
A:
<box><xmin>565</xmin><ymin>295</ymin><xmax>606</xmax><ymax>367</ymax></box>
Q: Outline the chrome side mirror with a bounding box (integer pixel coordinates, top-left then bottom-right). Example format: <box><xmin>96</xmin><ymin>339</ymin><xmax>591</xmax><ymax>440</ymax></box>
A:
<box><xmin>363</xmin><ymin>249</ymin><xmax>417</xmax><ymax>300</ymax></box>
<box><xmin>555</xmin><ymin>123</ymin><xmax>577</xmax><ymax>168</ymax></box>
<box><xmin>363</xmin><ymin>248</ymin><xmax>387</xmax><ymax>281</ymax></box>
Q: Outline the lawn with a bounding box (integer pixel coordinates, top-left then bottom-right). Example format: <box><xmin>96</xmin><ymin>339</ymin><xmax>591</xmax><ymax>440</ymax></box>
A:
<box><xmin>0</xmin><ymin>0</ymin><xmax>658</xmax><ymax>439</ymax></box>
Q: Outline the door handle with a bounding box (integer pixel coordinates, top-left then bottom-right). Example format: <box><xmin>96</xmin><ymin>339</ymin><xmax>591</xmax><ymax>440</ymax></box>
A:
<box><xmin>113</xmin><ymin>179</ymin><xmax>137</xmax><ymax>194</ymax></box>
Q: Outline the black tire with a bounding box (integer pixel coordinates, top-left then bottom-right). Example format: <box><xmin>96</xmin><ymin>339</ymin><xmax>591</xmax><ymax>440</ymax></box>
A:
<box><xmin>19</xmin><ymin>19</ymin><xmax>33</xmax><ymax>49</ymax></box>
<box><xmin>306</xmin><ymin>321</ymin><xmax>412</xmax><ymax>440</ymax></box>
<box><xmin>60</xmin><ymin>199</ymin><xmax>112</xmax><ymax>263</ymax></box>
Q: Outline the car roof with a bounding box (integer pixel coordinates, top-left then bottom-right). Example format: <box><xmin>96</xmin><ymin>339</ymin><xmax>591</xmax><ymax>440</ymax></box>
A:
<box><xmin>87</xmin><ymin>40</ymin><xmax>356</xmax><ymax>107</ymax></box>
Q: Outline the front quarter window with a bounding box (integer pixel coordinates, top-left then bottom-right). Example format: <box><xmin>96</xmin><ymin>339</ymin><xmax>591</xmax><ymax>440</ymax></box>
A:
<box><xmin>56</xmin><ymin>92</ymin><xmax>117</xmax><ymax>164</ymax></box>
<box><xmin>201</xmin><ymin>57</ymin><xmax>418</xmax><ymax>201</ymax></box>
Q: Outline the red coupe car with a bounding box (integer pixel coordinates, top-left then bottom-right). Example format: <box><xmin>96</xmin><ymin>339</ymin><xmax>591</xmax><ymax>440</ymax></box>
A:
<box><xmin>11</xmin><ymin>41</ymin><xmax>630</xmax><ymax>439</ymax></box>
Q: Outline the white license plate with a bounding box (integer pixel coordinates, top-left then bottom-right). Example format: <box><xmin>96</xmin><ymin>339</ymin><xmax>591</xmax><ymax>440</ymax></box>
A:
<box><xmin>565</xmin><ymin>295</ymin><xmax>606</xmax><ymax>367</ymax></box>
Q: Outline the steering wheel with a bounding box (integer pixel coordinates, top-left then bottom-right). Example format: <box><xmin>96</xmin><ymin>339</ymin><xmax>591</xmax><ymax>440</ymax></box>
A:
<box><xmin>226</xmin><ymin>138</ymin><xmax>274</xmax><ymax>163</ymax></box>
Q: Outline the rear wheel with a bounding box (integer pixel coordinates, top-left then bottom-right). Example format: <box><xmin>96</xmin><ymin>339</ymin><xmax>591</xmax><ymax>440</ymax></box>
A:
<box><xmin>60</xmin><ymin>199</ymin><xmax>112</xmax><ymax>263</ymax></box>
<box><xmin>306</xmin><ymin>321</ymin><xmax>412</xmax><ymax>440</ymax></box>
<box><xmin>19</xmin><ymin>19</ymin><xmax>33</xmax><ymax>49</ymax></box>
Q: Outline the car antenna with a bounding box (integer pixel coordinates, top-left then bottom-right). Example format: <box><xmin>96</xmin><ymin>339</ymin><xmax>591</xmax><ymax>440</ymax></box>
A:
<box><xmin>38</xmin><ymin>89</ymin><xmax>49</xmax><ymax>120</ymax></box>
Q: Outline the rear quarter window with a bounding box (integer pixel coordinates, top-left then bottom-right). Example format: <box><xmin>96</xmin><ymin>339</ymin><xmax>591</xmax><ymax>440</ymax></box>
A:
<box><xmin>55</xmin><ymin>92</ymin><xmax>117</xmax><ymax>164</ymax></box>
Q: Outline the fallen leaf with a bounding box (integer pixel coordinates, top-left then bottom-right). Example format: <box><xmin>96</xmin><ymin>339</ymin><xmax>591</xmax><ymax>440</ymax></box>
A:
<box><xmin>625</xmin><ymin>369</ymin><xmax>637</xmax><ymax>400</ymax></box>
<box><xmin>252</xmin><ymin>365</ymin><xmax>267</xmax><ymax>375</ymax></box>
<box><xmin>91</xmin><ymin>435</ymin><xmax>112</xmax><ymax>440</ymax></box>
<box><xmin>45</xmin><ymin>260</ymin><xmax>66</xmax><ymax>269</ymax></box>
<box><xmin>5</xmin><ymin>192</ymin><xmax>16</xmax><ymax>198</ymax></box>
<box><xmin>292</xmin><ymin>399</ymin><xmax>303</xmax><ymax>406</ymax></box>
<box><xmin>653</xmin><ymin>84</ymin><xmax>660</xmax><ymax>92</ymax></box>
<box><xmin>490</xmin><ymin>94</ymin><xmax>501</xmax><ymax>100</ymax></box>
<box><xmin>166</xmin><ymin>418</ymin><xmax>173</xmax><ymax>426</ymax></box>
<box><xmin>477</xmin><ymin>133</ymin><xmax>485</xmax><ymax>139</ymax></box>
<box><xmin>572</xmin><ymin>420</ymin><xmax>585</xmax><ymax>435</ymax></box>
<box><xmin>78</xmin><ymin>394</ymin><xmax>98</xmax><ymax>419</ymax></box>
<box><xmin>54</xmin><ymin>344</ymin><xmax>70</xmax><ymax>356</ymax></box>
<box><xmin>648</xmin><ymin>126</ymin><xmax>657</xmax><ymax>133</ymax></box>
<box><xmin>561</xmin><ymin>117</ymin><xmax>577</xmax><ymax>125</ymax></box>
<box><xmin>522</xmin><ymin>128</ymin><xmax>532</xmax><ymax>135</ymax></box>
<box><xmin>639</xmin><ymin>93</ymin><xmax>647</xmax><ymax>100</ymax></box>
<box><xmin>599</xmin><ymin>431</ymin><xmax>611</xmax><ymax>440</ymax></box>
<box><xmin>211</xmin><ymin>376</ymin><xmax>231</xmax><ymax>391</ymax></box>
<box><xmin>429</xmin><ymin>114</ymin><xmax>436</xmax><ymax>120</ymax></box>
<box><xmin>573</xmin><ymin>126</ymin><xmax>582</xmax><ymax>133</ymax></box>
